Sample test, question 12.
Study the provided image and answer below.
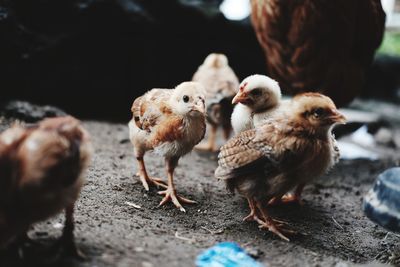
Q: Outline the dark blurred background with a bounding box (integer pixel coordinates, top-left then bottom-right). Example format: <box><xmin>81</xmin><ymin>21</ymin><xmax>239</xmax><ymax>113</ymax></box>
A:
<box><xmin>0</xmin><ymin>0</ymin><xmax>399</xmax><ymax>121</ymax></box>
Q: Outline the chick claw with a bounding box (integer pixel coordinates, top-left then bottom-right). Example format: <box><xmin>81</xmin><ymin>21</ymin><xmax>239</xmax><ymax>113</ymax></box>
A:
<box><xmin>158</xmin><ymin>188</ymin><xmax>196</xmax><ymax>212</ymax></box>
<box><xmin>268</xmin><ymin>194</ymin><xmax>302</xmax><ymax>206</ymax></box>
<box><xmin>136</xmin><ymin>173</ymin><xmax>167</xmax><ymax>191</ymax></box>
<box><xmin>257</xmin><ymin>221</ymin><xmax>292</xmax><ymax>242</ymax></box>
<box><xmin>194</xmin><ymin>142</ymin><xmax>218</xmax><ymax>152</ymax></box>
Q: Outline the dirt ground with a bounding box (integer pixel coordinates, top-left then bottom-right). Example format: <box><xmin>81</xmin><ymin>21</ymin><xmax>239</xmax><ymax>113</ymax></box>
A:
<box><xmin>1</xmin><ymin>114</ymin><xmax>400</xmax><ymax>267</ymax></box>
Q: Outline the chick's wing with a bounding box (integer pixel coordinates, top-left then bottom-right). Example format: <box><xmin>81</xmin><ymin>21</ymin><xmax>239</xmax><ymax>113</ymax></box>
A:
<box><xmin>215</xmin><ymin>124</ymin><xmax>281</xmax><ymax>180</ymax></box>
<box><xmin>131</xmin><ymin>89</ymin><xmax>171</xmax><ymax>133</ymax></box>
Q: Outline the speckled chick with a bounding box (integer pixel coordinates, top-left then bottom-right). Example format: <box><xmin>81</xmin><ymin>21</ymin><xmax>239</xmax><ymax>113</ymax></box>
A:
<box><xmin>129</xmin><ymin>81</ymin><xmax>206</xmax><ymax>212</ymax></box>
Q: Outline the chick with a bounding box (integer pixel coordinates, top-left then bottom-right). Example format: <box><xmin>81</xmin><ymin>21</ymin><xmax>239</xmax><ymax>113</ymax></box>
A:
<box><xmin>129</xmin><ymin>82</ymin><xmax>206</xmax><ymax>212</ymax></box>
<box><xmin>192</xmin><ymin>53</ymin><xmax>239</xmax><ymax>151</ymax></box>
<box><xmin>0</xmin><ymin>116</ymin><xmax>92</xmax><ymax>257</ymax></box>
<box><xmin>231</xmin><ymin>74</ymin><xmax>282</xmax><ymax>135</ymax></box>
<box><xmin>215</xmin><ymin>93</ymin><xmax>346</xmax><ymax>241</ymax></box>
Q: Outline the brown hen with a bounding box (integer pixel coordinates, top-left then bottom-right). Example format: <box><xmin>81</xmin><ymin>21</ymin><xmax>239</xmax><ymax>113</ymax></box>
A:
<box><xmin>251</xmin><ymin>0</ymin><xmax>386</xmax><ymax>107</ymax></box>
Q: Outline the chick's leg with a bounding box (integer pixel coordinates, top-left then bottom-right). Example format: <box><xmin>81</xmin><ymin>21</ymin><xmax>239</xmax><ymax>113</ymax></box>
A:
<box><xmin>158</xmin><ymin>157</ymin><xmax>196</xmax><ymax>212</ymax></box>
<box><xmin>2</xmin><ymin>231</ymin><xmax>37</xmax><ymax>259</ymax></box>
<box><xmin>255</xmin><ymin>200</ymin><xmax>295</xmax><ymax>242</ymax></box>
<box><xmin>222</xmin><ymin>125</ymin><xmax>231</xmax><ymax>141</ymax></box>
<box><xmin>54</xmin><ymin>204</ymin><xmax>85</xmax><ymax>260</ymax></box>
<box><xmin>243</xmin><ymin>198</ymin><xmax>261</xmax><ymax>222</ymax></box>
<box><xmin>195</xmin><ymin>125</ymin><xmax>217</xmax><ymax>152</ymax></box>
<box><xmin>280</xmin><ymin>183</ymin><xmax>305</xmax><ymax>204</ymax></box>
<box><xmin>268</xmin><ymin>183</ymin><xmax>305</xmax><ymax>206</ymax></box>
<box><xmin>136</xmin><ymin>156</ymin><xmax>167</xmax><ymax>191</ymax></box>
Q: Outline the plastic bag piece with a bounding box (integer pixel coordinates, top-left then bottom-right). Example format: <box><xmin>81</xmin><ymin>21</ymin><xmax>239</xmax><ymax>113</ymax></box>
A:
<box><xmin>363</xmin><ymin>167</ymin><xmax>400</xmax><ymax>233</ymax></box>
<box><xmin>196</xmin><ymin>242</ymin><xmax>265</xmax><ymax>267</ymax></box>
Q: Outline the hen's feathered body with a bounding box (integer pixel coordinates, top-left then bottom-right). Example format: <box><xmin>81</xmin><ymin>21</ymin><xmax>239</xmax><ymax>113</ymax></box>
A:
<box><xmin>251</xmin><ymin>0</ymin><xmax>386</xmax><ymax>106</ymax></box>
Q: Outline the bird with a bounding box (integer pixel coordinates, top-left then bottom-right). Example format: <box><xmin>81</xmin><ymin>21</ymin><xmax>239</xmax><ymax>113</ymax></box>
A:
<box><xmin>250</xmin><ymin>0</ymin><xmax>386</xmax><ymax>107</ymax></box>
<box><xmin>231</xmin><ymin>74</ymin><xmax>282</xmax><ymax>135</ymax></box>
<box><xmin>192</xmin><ymin>53</ymin><xmax>239</xmax><ymax>152</ymax></box>
<box><xmin>231</xmin><ymin>75</ymin><xmax>340</xmax><ymax>205</ymax></box>
<box><xmin>129</xmin><ymin>81</ymin><xmax>206</xmax><ymax>212</ymax></box>
<box><xmin>0</xmin><ymin>116</ymin><xmax>92</xmax><ymax>258</ymax></box>
<box><xmin>215</xmin><ymin>93</ymin><xmax>346</xmax><ymax>240</ymax></box>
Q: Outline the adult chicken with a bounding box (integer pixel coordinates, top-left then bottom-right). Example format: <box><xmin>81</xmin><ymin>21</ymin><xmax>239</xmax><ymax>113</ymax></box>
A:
<box><xmin>251</xmin><ymin>0</ymin><xmax>386</xmax><ymax>107</ymax></box>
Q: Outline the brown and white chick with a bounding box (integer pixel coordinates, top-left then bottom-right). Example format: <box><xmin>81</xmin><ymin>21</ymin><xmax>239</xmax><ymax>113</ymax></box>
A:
<box><xmin>129</xmin><ymin>82</ymin><xmax>206</xmax><ymax>212</ymax></box>
<box><xmin>192</xmin><ymin>53</ymin><xmax>239</xmax><ymax>151</ymax></box>
<box><xmin>231</xmin><ymin>74</ymin><xmax>282</xmax><ymax>135</ymax></box>
<box><xmin>0</xmin><ymin>116</ymin><xmax>92</xmax><ymax>258</ymax></box>
<box><xmin>215</xmin><ymin>93</ymin><xmax>346</xmax><ymax>241</ymax></box>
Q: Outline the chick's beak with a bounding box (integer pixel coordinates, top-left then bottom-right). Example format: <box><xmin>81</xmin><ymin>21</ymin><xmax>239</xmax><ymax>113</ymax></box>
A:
<box><xmin>328</xmin><ymin>109</ymin><xmax>346</xmax><ymax>124</ymax></box>
<box><xmin>192</xmin><ymin>100</ymin><xmax>205</xmax><ymax>114</ymax></box>
<box><xmin>232</xmin><ymin>92</ymin><xmax>248</xmax><ymax>104</ymax></box>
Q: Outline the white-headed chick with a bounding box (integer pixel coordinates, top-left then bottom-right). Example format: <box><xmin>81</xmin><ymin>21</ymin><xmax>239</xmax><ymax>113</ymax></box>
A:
<box><xmin>231</xmin><ymin>74</ymin><xmax>282</xmax><ymax>135</ymax></box>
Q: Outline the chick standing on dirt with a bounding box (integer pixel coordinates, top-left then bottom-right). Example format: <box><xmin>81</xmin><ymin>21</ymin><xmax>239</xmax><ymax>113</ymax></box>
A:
<box><xmin>129</xmin><ymin>82</ymin><xmax>206</xmax><ymax>212</ymax></box>
<box><xmin>215</xmin><ymin>93</ymin><xmax>346</xmax><ymax>241</ymax></box>
<box><xmin>0</xmin><ymin>116</ymin><xmax>92</xmax><ymax>258</ymax></box>
<box><xmin>192</xmin><ymin>53</ymin><xmax>239</xmax><ymax>151</ymax></box>
<box><xmin>231</xmin><ymin>74</ymin><xmax>282</xmax><ymax>135</ymax></box>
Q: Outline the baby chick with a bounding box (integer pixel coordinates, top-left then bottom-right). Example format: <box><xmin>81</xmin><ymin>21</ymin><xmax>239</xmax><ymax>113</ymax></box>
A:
<box><xmin>0</xmin><ymin>116</ymin><xmax>92</xmax><ymax>258</ymax></box>
<box><xmin>192</xmin><ymin>53</ymin><xmax>239</xmax><ymax>151</ymax></box>
<box><xmin>129</xmin><ymin>82</ymin><xmax>206</xmax><ymax>212</ymax></box>
<box><xmin>215</xmin><ymin>93</ymin><xmax>346</xmax><ymax>241</ymax></box>
<box><xmin>231</xmin><ymin>76</ymin><xmax>339</xmax><ymax>205</ymax></box>
<box><xmin>231</xmin><ymin>74</ymin><xmax>282</xmax><ymax>135</ymax></box>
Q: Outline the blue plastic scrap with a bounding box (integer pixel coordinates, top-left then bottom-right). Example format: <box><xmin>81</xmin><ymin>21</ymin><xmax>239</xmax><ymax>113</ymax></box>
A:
<box><xmin>196</xmin><ymin>242</ymin><xmax>264</xmax><ymax>267</ymax></box>
<box><xmin>363</xmin><ymin>167</ymin><xmax>400</xmax><ymax>233</ymax></box>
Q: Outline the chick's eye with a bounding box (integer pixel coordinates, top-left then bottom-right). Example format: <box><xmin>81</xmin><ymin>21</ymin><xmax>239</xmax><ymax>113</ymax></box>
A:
<box><xmin>250</xmin><ymin>89</ymin><xmax>262</xmax><ymax>96</ymax></box>
<box><xmin>313</xmin><ymin>108</ymin><xmax>325</xmax><ymax>117</ymax></box>
<box><xmin>182</xmin><ymin>95</ymin><xmax>189</xmax><ymax>103</ymax></box>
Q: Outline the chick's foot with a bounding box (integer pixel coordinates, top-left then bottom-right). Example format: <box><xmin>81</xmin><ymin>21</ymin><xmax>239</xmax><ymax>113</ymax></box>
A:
<box><xmin>158</xmin><ymin>187</ymin><xmax>196</xmax><ymax>212</ymax></box>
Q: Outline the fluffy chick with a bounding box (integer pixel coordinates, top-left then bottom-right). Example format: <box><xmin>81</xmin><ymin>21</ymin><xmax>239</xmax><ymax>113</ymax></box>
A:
<box><xmin>0</xmin><ymin>116</ymin><xmax>92</xmax><ymax>257</ymax></box>
<box><xmin>129</xmin><ymin>82</ymin><xmax>206</xmax><ymax>212</ymax></box>
<box><xmin>231</xmin><ymin>76</ymin><xmax>339</xmax><ymax>205</ymax></box>
<box><xmin>192</xmin><ymin>53</ymin><xmax>239</xmax><ymax>151</ymax></box>
<box><xmin>215</xmin><ymin>93</ymin><xmax>346</xmax><ymax>241</ymax></box>
<box><xmin>231</xmin><ymin>74</ymin><xmax>282</xmax><ymax>135</ymax></box>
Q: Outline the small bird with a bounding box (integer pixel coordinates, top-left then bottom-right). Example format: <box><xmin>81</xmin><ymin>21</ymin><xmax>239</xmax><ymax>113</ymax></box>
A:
<box><xmin>0</xmin><ymin>116</ymin><xmax>92</xmax><ymax>257</ymax></box>
<box><xmin>129</xmin><ymin>81</ymin><xmax>206</xmax><ymax>212</ymax></box>
<box><xmin>215</xmin><ymin>93</ymin><xmax>346</xmax><ymax>240</ymax></box>
<box><xmin>231</xmin><ymin>74</ymin><xmax>282</xmax><ymax>135</ymax></box>
<box><xmin>231</xmin><ymin>76</ymin><xmax>339</xmax><ymax>205</ymax></box>
<box><xmin>192</xmin><ymin>53</ymin><xmax>239</xmax><ymax>151</ymax></box>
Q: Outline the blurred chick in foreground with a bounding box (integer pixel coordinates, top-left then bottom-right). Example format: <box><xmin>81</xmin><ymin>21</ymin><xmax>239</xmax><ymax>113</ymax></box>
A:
<box><xmin>231</xmin><ymin>74</ymin><xmax>282</xmax><ymax>134</ymax></box>
<box><xmin>0</xmin><ymin>116</ymin><xmax>92</xmax><ymax>257</ymax></box>
<box><xmin>129</xmin><ymin>82</ymin><xmax>206</xmax><ymax>212</ymax></box>
<box><xmin>192</xmin><ymin>53</ymin><xmax>239</xmax><ymax>151</ymax></box>
<box><xmin>215</xmin><ymin>93</ymin><xmax>346</xmax><ymax>241</ymax></box>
